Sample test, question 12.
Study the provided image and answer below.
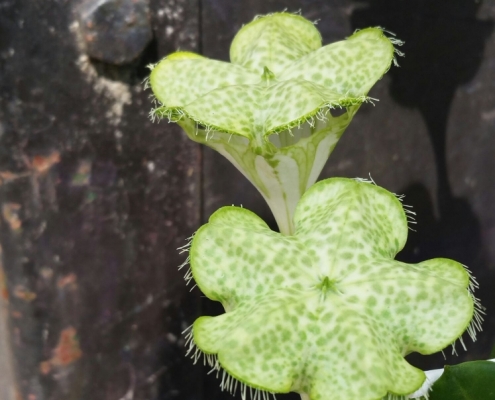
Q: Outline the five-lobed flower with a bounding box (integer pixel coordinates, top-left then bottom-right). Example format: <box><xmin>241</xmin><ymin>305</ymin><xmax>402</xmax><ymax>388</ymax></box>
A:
<box><xmin>149</xmin><ymin>13</ymin><xmax>401</xmax><ymax>234</ymax></box>
<box><xmin>186</xmin><ymin>178</ymin><xmax>480</xmax><ymax>400</ymax></box>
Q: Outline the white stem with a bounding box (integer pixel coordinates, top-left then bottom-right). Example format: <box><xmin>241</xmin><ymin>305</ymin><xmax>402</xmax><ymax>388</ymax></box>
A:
<box><xmin>300</xmin><ymin>394</ymin><xmax>310</xmax><ymax>400</ymax></box>
<box><xmin>263</xmin><ymin>194</ymin><xmax>295</xmax><ymax>235</ymax></box>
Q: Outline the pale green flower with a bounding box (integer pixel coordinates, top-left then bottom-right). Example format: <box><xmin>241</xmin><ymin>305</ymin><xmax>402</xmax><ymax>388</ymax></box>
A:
<box><xmin>149</xmin><ymin>13</ymin><xmax>402</xmax><ymax>234</ymax></box>
<box><xmin>184</xmin><ymin>178</ymin><xmax>481</xmax><ymax>400</ymax></box>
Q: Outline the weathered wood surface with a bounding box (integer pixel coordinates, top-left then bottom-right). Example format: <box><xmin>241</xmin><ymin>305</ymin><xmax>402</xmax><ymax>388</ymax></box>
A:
<box><xmin>0</xmin><ymin>0</ymin><xmax>203</xmax><ymax>399</ymax></box>
<box><xmin>0</xmin><ymin>0</ymin><xmax>494</xmax><ymax>399</ymax></box>
<box><xmin>0</xmin><ymin>254</ymin><xmax>16</xmax><ymax>400</ymax></box>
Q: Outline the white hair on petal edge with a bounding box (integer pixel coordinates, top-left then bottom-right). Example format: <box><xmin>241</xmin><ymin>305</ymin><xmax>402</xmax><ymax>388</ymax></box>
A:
<box><xmin>183</xmin><ymin>324</ymin><xmax>277</xmax><ymax>400</ymax></box>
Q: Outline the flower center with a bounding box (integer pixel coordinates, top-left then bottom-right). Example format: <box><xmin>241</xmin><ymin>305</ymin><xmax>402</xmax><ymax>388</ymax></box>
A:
<box><xmin>316</xmin><ymin>276</ymin><xmax>341</xmax><ymax>298</ymax></box>
<box><xmin>261</xmin><ymin>66</ymin><xmax>276</xmax><ymax>84</ymax></box>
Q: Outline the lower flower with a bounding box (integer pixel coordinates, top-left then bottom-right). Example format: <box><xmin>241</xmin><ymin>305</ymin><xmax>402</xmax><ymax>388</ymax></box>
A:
<box><xmin>183</xmin><ymin>178</ymin><xmax>482</xmax><ymax>400</ymax></box>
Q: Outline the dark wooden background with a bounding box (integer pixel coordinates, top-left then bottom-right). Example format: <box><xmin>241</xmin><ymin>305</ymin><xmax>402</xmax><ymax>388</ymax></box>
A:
<box><xmin>0</xmin><ymin>1</ymin><xmax>494</xmax><ymax>399</ymax></box>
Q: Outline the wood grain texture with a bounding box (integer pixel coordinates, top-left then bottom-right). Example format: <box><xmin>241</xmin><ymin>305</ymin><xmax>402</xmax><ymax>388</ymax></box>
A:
<box><xmin>0</xmin><ymin>248</ymin><xmax>17</xmax><ymax>400</ymax></box>
<box><xmin>0</xmin><ymin>0</ymin><xmax>202</xmax><ymax>399</ymax></box>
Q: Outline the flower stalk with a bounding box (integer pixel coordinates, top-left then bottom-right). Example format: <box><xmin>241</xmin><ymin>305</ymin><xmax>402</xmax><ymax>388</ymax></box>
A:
<box><xmin>177</xmin><ymin>106</ymin><xmax>360</xmax><ymax>234</ymax></box>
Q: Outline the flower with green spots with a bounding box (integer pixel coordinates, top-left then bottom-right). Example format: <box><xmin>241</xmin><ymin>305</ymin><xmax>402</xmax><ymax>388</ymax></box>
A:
<box><xmin>148</xmin><ymin>13</ymin><xmax>403</xmax><ymax>235</ymax></box>
<box><xmin>184</xmin><ymin>178</ymin><xmax>481</xmax><ymax>400</ymax></box>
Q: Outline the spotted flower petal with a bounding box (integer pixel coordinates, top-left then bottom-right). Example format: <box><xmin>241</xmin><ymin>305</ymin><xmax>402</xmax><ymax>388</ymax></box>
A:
<box><xmin>187</xmin><ymin>178</ymin><xmax>479</xmax><ymax>400</ymax></box>
<box><xmin>149</xmin><ymin>13</ymin><xmax>400</xmax><ymax>234</ymax></box>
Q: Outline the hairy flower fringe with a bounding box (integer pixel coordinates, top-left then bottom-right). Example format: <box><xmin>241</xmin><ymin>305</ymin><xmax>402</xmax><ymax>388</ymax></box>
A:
<box><xmin>377</xmin><ymin>27</ymin><xmax>405</xmax><ymax>67</ymax></box>
<box><xmin>457</xmin><ymin>264</ymin><xmax>484</xmax><ymax>347</ymax></box>
<box><xmin>149</xmin><ymin>95</ymin><xmax>374</xmax><ymax>151</ymax></box>
<box><xmin>385</xmin><ymin>31</ymin><xmax>405</xmax><ymax>67</ymax></box>
<box><xmin>183</xmin><ymin>323</ymin><xmax>432</xmax><ymax>400</ymax></box>
<box><xmin>385</xmin><ymin>394</ymin><xmax>429</xmax><ymax>400</ymax></box>
<box><xmin>384</xmin><ymin>395</ymin><xmax>407</xmax><ymax>400</ymax></box>
<box><xmin>354</xmin><ymin>176</ymin><xmax>484</xmax><ymax>352</ymax></box>
<box><xmin>352</xmin><ymin>27</ymin><xmax>405</xmax><ymax>68</ymax></box>
<box><xmin>353</xmin><ymin>176</ymin><xmax>417</xmax><ymax>231</ymax></box>
<box><xmin>178</xmin><ymin>235</ymin><xmax>195</xmax><ymax>289</ymax></box>
<box><xmin>142</xmin><ymin>63</ymin><xmax>159</xmax><ymax>91</ymax></box>
<box><xmin>182</xmin><ymin>325</ymin><xmax>277</xmax><ymax>400</ymax></box>
<box><xmin>436</xmin><ymin>264</ymin><xmax>483</xmax><ymax>358</ymax></box>
<box><xmin>179</xmin><ymin>224</ymin><xmax>289</xmax><ymax>400</ymax></box>
<box><xmin>252</xmin><ymin>10</ymin><xmax>304</xmax><ymax>24</ymax></box>
<box><xmin>147</xmin><ymin>27</ymin><xmax>399</xmax><ymax>133</ymax></box>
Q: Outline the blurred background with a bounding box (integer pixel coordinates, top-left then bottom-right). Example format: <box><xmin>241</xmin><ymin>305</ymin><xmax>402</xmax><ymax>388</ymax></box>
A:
<box><xmin>0</xmin><ymin>0</ymin><xmax>494</xmax><ymax>399</ymax></box>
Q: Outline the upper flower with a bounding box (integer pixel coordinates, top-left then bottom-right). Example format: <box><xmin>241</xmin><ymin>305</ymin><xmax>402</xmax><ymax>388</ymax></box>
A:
<box><xmin>149</xmin><ymin>13</ymin><xmax>397</xmax><ymax>155</ymax></box>
<box><xmin>148</xmin><ymin>13</ymin><xmax>402</xmax><ymax>234</ymax></box>
<box><xmin>187</xmin><ymin>178</ymin><xmax>480</xmax><ymax>400</ymax></box>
